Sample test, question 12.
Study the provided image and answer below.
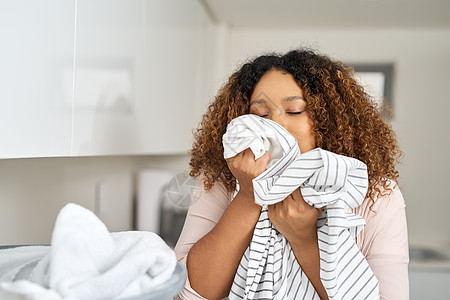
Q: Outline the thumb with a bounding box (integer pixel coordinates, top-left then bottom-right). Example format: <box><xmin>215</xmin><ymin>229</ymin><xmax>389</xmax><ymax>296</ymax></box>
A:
<box><xmin>263</xmin><ymin>151</ymin><xmax>271</xmax><ymax>162</ymax></box>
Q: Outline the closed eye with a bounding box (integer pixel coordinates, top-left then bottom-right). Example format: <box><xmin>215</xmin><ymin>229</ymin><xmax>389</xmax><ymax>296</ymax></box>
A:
<box><xmin>250</xmin><ymin>113</ymin><xmax>269</xmax><ymax>118</ymax></box>
<box><xmin>254</xmin><ymin>112</ymin><xmax>302</xmax><ymax>118</ymax></box>
<box><xmin>287</xmin><ymin>111</ymin><xmax>303</xmax><ymax>115</ymax></box>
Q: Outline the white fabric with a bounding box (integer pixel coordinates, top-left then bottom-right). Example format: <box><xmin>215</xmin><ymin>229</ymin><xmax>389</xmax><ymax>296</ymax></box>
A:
<box><xmin>223</xmin><ymin>114</ymin><xmax>284</xmax><ymax>169</ymax></box>
<box><xmin>222</xmin><ymin>114</ymin><xmax>379</xmax><ymax>300</ymax></box>
<box><xmin>0</xmin><ymin>203</ymin><xmax>177</xmax><ymax>300</ymax></box>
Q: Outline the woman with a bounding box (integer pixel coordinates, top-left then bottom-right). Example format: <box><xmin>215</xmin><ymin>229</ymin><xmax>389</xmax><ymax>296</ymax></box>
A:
<box><xmin>174</xmin><ymin>49</ymin><xmax>409</xmax><ymax>299</ymax></box>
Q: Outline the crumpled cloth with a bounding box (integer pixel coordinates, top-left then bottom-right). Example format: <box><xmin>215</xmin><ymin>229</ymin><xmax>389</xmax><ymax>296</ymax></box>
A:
<box><xmin>0</xmin><ymin>203</ymin><xmax>177</xmax><ymax>300</ymax></box>
<box><xmin>222</xmin><ymin>114</ymin><xmax>379</xmax><ymax>300</ymax></box>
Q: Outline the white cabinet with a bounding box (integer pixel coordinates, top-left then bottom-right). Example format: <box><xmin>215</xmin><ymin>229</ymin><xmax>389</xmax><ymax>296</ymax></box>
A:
<box><xmin>136</xmin><ymin>0</ymin><xmax>207</xmax><ymax>155</ymax></box>
<box><xmin>0</xmin><ymin>0</ymin><xmax>214</xmax><ymax>158</ymax></box>
<box><xmin>0</xmin><ymin>0</ymin><xmax>75</xmax><ymax>158</ymax></box>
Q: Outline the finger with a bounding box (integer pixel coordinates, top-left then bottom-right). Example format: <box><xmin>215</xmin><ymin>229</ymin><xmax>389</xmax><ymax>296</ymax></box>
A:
<box><xmin>225</xmin><ymin>150</ymin><xmax>242</xmax><ymax>162</ymax></box>
<box><xmin>285</xmin><ymin>192</ymin><xmax>296</xmax><ymax>205</ymax></box>
<box><xmin>225</xmin><ymin>155</ymin><xmax>235</xmax><ymax>163</ymax></box>
<box><xmin>268</xmin><ymin>203</ymin><xmax>276</xmax><ymax>218</ymax></box>
<box><xmin>294</xmin><ymin>188</ymin><xmax>310</xmax><ymax>207</ymax></box>
<box><xmin>235</xmin><ymin>150</ymin><xmax>245</xmax><ymax>159</ymax></box>
<box><xmin>257</xmin><ymin>151</ymin><xmax>271</xmax><ymax>163</ymax></box>
<box><xmin>290</xmin><ymin>188</ymin><xmax>319</xmax><ymax>213</ymax></box>
<box><xmin>243</xmin><ymin>148</ymin><xmax>255</xmax><ymax>159</ymax></box>
<box><xmin>286</xmin><ymin>187</ymin><xmax>301</xmax><ymax>203</ymax></box>
<box><xmin>277</xmin><ymin>198</ymin><xmax>287</xmax><ymax>212</ymax></box>
<box><xmin>261</xmin><ymin>152</ymin><xmax>271</xmax><ymax>169</ymax></box>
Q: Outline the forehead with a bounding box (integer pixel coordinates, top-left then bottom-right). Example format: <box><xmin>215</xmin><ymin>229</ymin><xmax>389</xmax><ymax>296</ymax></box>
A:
<box><xmin>250</xmin><ymin>70</ymin><xmax>302</xmax><ymax>100</ymax></box>
<box><xmin>250</xmin><ymin>71</ymin><xmax>303</xmax><ymax>106</ymax></box>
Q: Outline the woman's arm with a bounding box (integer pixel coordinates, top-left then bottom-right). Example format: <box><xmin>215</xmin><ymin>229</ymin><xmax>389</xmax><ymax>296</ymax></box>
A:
<box><xmin>173</xmin><ymin>173</ymin><xmax>237</xmax><ymax>299</ymax></box>
<box><xmin>186</xmin><ymin>148</ymin><xmax>270</xmax><ymax>299</ymax></box>
<box><xmin>354</xmin><ymin>183</ymin><xmax>409</xmax><ymax>300</ymax></box>
<box><xmin>187</xmin><ymin>190</ymin><xmax>261</xmax><ymax>299</ymax></box>
<box><xmin>181</xmin><ymin>148</ymin><xmax>328</xmax><ymax>299</ymax></box>
<box><xmin>268</xmin><ymin>187</ymin><xmax>328</xmax><ymax>300</ymax></box>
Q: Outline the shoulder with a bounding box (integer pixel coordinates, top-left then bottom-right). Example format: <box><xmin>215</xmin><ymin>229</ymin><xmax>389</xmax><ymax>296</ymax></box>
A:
<box><xmin>192</xmin><ymin>173</ymin><xmax>234</xmax><ymax>208</ymax></box>
<box><xmin>354</xmin><ymin>179</ymin><xmax>405</xmax><ymax>221</ymax></box>
<box><xmin>174</xmin><ymin>173</ymin><xmax>233</xmax><ymax>261</ymax></box>
<box><xmin>354</xmin><ymin>180</ymin><xmax>410</xmax><ymax>299</ymax></box>
<box><xmin>354</xmin><ymin>179</ymin><xmax>409</xmax><ymax>260</ymax></box>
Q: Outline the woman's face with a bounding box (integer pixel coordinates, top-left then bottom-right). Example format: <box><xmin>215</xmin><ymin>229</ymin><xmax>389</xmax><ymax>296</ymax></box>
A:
<box><xmin>249</xmin><ymin>70</ymin><xmax>316</xmax><ymax>153</ymax></box>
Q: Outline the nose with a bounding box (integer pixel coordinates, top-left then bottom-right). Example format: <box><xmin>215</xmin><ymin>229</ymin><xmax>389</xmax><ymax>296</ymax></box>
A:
<box><xmin>269</xmin><ymin>112</ymin><xmax>288</xmax><ymax>129</ymax></box>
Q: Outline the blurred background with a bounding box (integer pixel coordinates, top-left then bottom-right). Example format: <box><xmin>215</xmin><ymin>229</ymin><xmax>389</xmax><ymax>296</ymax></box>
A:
<box><xmin>0</xmin><ymin>0</ymin><xmax>449</xmax><ymax>298</ymax></box>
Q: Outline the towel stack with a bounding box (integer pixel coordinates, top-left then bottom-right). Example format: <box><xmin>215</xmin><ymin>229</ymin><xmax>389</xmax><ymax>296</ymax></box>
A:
<box><xmin>0</xmin><ymin>203</ymin><xmax>177</xmax><ymax>300</ymax></box>
<box><xmin>223</xmin><ymin>114</ymin><xmax>379</xmax><ymax>300</ymax></box>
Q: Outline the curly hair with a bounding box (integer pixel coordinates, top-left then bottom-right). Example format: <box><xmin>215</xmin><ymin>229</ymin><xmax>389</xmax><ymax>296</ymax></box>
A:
<box><xmin>188</xmin><ymin>48</ymin><xmax>402</xmax><ymax>206</ymax></box>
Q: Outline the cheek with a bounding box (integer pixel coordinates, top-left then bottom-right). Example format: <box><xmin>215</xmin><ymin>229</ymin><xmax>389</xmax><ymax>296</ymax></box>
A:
<box><xmin>298</xmin><ymin>131</ymin><xmax>316</xmax><ymax>149</ymax></box>
<box><xmin>287</xmin><ymin>120</ymin><xmax>316</xmax><ymax>152</ymax></box>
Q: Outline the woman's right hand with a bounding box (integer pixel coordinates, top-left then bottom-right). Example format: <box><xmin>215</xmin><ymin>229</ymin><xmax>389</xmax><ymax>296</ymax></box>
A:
<box><xmin>187</xmin><ymin>149</ymin><xmax>271</xmax><ymax>299</ymax></box>
<box><xmin>225</xmin><ymin>148</ymin><xmax>271</xmax><ymax>197</ymax></box>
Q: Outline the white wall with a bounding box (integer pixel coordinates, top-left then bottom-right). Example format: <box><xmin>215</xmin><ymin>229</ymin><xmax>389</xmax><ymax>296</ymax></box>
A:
<box><xmin>227</xmin><ymin>27</ymin><xmax>450</xmax><ymax>252</ymax></box>
<box><xmin>0</xmin><ymin>154</ymin><xmax>190</xmax><ymax>245</ymax></box>
<box><xmin>0</xmin><ymin>0</ymin><xmax>219</xmax><ymax>245</ymax></box>
<box><xmin>0</xmin><ymin>0</ymin><xmax>215</xmax><ymax>158</ymax></box>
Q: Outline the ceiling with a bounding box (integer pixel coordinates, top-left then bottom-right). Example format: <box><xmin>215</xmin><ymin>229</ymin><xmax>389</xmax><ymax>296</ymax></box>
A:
<box><xmin>201</xmin><ymin>0</ymin><xmax>450</xmax><ymax>28</ymax></box>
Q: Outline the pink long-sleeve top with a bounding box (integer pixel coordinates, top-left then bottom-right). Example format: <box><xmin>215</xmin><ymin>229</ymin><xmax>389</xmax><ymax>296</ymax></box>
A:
<box><xmin>174</xmin><ymin>176</ymin><xmax>409</xmax><ymax>300</ymax></box>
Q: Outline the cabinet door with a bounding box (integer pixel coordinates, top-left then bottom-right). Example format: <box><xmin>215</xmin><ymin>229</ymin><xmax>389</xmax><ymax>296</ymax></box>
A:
<box><xmin>0</xmin><ymin>0</ymin><xmax>213</xmax><ymax>158</ymax></box>
<box><xmin>137</xmin><ymin>0</ymin><xmax>205</xmax><ymax>154</ymax></box>
<box><xmin>0</xmin><ymin>0</ymin><xmax>74</xmax><ymax>158</ymax></box>
<box><xmin>72</xmin><ymin>0</ymin><xmax>208</xmax><ymax>156</ymax></box>
<box><xmin>72</xmin><ymin>0</ymin><xmax>145</xmax><ymax>155</ymax></box>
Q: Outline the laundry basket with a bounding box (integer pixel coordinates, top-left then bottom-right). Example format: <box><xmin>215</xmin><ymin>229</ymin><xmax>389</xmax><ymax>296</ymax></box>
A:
<box><xmin>0</xmin><ymin>245</ymin><xmax>186</xmax><ymax>300</ymax></box>
<box><xmin>123</xmin><ymin>261</ymin><xmax>186</xmax><ymax>300</ymax></box>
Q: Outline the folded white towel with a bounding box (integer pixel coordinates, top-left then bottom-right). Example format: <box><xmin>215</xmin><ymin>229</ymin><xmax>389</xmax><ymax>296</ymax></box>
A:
<box><xmin>0</xmin><ymin>203</ymin><xmax>177</xmax><ymax>300</ymax></box>
<box><xmin>222</xmin><ymin>114</ymin><xmax>379</xmax><ymax>300</ymax></box>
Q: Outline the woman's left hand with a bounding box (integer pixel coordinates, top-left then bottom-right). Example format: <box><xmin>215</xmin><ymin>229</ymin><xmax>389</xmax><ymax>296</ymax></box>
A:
<box><xmin>268</xmin><ymin>187</ymin><xmax>323</xmax><ymax>245</ymax></box>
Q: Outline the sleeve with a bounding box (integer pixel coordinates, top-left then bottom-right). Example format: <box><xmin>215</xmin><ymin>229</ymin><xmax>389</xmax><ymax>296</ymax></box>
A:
<box><xmin>354</xmin><ymin>183</ymin><xmax>410</xmax><ymax>300</ymax></box>
<box><xmin>173</xmin><ymin>174</ymin><xmax>232</xmax><ymax>300</ymax></box>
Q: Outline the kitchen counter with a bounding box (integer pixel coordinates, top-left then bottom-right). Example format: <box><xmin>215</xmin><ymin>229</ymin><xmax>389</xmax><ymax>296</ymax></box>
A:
<box><xmin>409</xmin><ymin>246</ymin><xmax>450</xmax><ymax>300</ymax></box>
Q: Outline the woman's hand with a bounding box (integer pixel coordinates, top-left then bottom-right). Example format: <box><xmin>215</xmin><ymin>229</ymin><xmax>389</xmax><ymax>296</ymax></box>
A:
<box><xmin>187</xmin><ymin>148</ymin><xmax>271</xmax><ymax>299</ymax></box>
<box><xmin>268</xmin><ymin>188</ymin><xmax>328</xmax><ymax>299</ymax></box>
<box><xmin>268</xmin><ymin>187</ymin><xmax>323</xmax><ymax>245</ymax></box>
<box><xmin>225</xmin><ymin>148</ymin><xmax>271</xmax><ymax>197</ymax></box>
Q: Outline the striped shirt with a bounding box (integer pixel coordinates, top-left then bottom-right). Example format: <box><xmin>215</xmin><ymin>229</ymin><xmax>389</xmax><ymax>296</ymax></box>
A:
<box><xmin>222</xmin><ymin>114</ymin><xmax>379</xmax><ymax>300</ymax></box>
<box><xmin>173</xmin><ymin>176</ymin><xmax>409</xmax><ymax>300</ymax></box>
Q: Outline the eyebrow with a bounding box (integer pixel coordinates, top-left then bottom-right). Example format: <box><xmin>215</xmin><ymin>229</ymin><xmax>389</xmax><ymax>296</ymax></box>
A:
<box><xmin>282</xmin><ymin>96</ymin><xmax>304</xmax><ymax>102</ymax></box>
<box><xmin>249</xmin><ymin>96</ymin><xmax>304</xmax><ymax>107</ymax></box>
